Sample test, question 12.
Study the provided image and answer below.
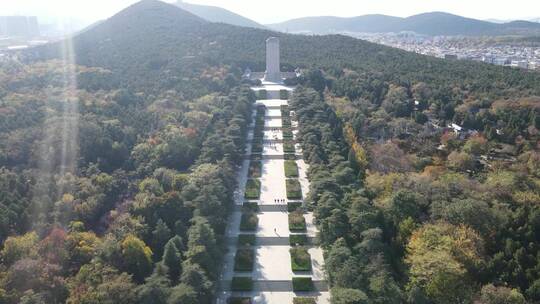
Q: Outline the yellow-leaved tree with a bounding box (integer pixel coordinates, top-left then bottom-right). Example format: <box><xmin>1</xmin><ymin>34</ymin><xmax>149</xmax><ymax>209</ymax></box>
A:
<box><xmin>406</xmin><ymin>222</ymin><xmax>484</xmax><ymax>304</ymax></box>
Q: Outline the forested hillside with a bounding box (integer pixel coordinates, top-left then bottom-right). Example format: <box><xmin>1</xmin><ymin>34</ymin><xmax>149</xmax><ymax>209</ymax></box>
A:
<box><xmin>1</xmin><ymin>0</ymin><xmax>539</xmax><ymax>303</ymax></box>
<box><xmin>0</xmin><ymin>55</ymin><xmax>254</xmax><ymax>303</ymax></box>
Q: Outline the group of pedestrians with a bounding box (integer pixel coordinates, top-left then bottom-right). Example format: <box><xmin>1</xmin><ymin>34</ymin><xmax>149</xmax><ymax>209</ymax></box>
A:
<box><xmin>273</xmin><ymin>198</ymin><xmax>286</xmax><ymax>203</ymax></box>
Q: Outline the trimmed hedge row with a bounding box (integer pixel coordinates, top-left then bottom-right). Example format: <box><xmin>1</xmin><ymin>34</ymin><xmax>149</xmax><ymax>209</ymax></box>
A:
<box><xmin>284</xmin><ymin>160</ymin><xmax>299</xmax><ymax>177</ymax></box>
<box><xmin>288</xmin><ymin>202</ymin><xmax>302</xmax><ymax>212</ymax></box>
<box><xmin>280</xmin><ymin>89</ymin><xmax>289</xmax><ymax>100</ymax></box>
<box><xmin>286</xmin><ymin>179</ymin><xmax>302</xmax><ymax>199</ymax></box>
<box><xmin>248</xmin><ymin>161</ymin><xmax>262</xmax><ymax>178</ymax></box>
<box><xmin>282</xmin><ymin>116</ymin><xmax>292</xmax><ymax>128</ymax></box>
<box><xmin>238</xmin><ymin>234</ymin><xmax>256</xmax><ymax>246</ymax></box>
<box><xmin>242</xmin><ymin>202</ymin><xmax>259</xmax><ymax>212</ymax></box>
<box><xmin>289</xmin><ymin>211</ymin><xmax>306</xmax><ymax>232</ymax></box>
<box><xmin>244</xmin><ymin>179</ymin><xmax>261</xmax><ymax>199</ymax></box>
<box><xmin>290</xmin><ymin>247</ymin><xmax>312</xmax><ymax>272</ymax></box>
<box><xmin>257</xmin><ymin>90</ymin><xmax>267</xmax><ymax>100</ymax></box>
<box><xmin>283</xmin><ymin>139</ymin><xmax>296</xmax><ymax>154</ymax></box>
<box><xmin>234</xmin><ymin>248</ymin><xmax>254</xmax><ymax>271</ymax></box>
<box><xmin>293</xmin><ymin>298</ymin><xmax>316</xmax><ymax>304</ymax></box>
<box><xmin>231</xmin><ymin>277</ymin><xmax>253</xmax><ymax>291</ymax></box>
<box><xmin>228</xmin><ymin>297</ymin><xmax>252</xmax><ymax>304</ymax></box>
<box><xmin>292</xmin><ymin>277</ymin><xmax>313</xmax><ymax>292</ymax></box>
<box><xmin>240</xmin><ymin>212</ymin><xmax>258</xmax><ymax>231</ymax></box>
<box><xmin>282</xmin><ymin>128</ymin><xmax>294</xmax><ymax>139</ymax></box>
<box><xmin>284</xmin><ymin>153</ymin><xmax>296</xmax><ymax>160</ymax></box>
<box><xmin>289</xmin><ymin>234</ymin><xmax>308</xmax><ymax>246</ymax></box>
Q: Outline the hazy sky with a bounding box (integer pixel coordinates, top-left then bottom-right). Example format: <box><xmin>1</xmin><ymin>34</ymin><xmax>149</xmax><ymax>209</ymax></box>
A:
<box><xmin>2</xmin><ymin>0</ymin><xmax>539</xmax><ymax>24</ymax></box>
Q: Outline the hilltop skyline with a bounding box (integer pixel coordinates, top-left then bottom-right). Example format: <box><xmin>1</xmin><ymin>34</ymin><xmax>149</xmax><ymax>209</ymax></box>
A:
<box><xmin>3</xmin><ymin>0</ymin><xmax>540</xmax><ymax>25</ymax></box>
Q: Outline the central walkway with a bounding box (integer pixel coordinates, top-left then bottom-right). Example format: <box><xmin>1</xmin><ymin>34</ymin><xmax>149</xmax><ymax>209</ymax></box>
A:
<box><xmin>216</xmin><ymin>83</ymin><xmax>330</xmax><ymax>304</ymax></box>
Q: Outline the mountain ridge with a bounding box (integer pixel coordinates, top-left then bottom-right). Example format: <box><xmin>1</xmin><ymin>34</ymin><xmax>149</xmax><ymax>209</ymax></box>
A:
<box><xmin>174</xmin><ymin>0</ymin><xmax>265</xmax><ymax>29</ymax></box>
<box><xmin>27</xmin><ymin>0</ymin><xmax>540</xmax><ymax>95</ymax></box>
<box><xmin>268</xmin><ymin>11</ymin><xmax>540</xmax><ymax>36</ymax></box>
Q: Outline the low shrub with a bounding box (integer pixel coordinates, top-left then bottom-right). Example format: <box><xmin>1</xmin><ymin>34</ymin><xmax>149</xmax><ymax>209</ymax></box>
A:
<box><xmin>292</xmin><ymin>277</ymin><xmax>313</xmax><ymax>292</ymax></box>
<box><xmin>250</xmin><ymin>153</ymin><xmax>262</xmax><ymax>161</ymax></box>
<box><xmin>293</xmin><ymin>298</ymin><xmax>316</xmax><ymax>304</ymax></box>
<box><xmin>242</xmin><ymin>202</ymin><xmax>259</xmax><ymax>212</ymax></box>
<box><xmin>282</xmin><ymin>128</ymin><xmax>293</xmax><ymax>139</ymax></box>
<box><xmin>290</xmin><ymin>247</ymin><xmax>312</xmax><ymax>272</ymax></box>
<box><xmin>244</xmin><ymin>179</ymin><xmax>261</xmax><ymax>199</ymax></box>
<box><xmin>240</xmin><ymin>212</ymin><xmax>258</xmax><ymax>231</ymax></box>
<box><xmin>251</xmin><ymin>142</ymin><xmax>263</xmax><ymax>154</ymax></box>
<box><xmin>234</xmin><ymin>248</ymin><xmax>254</xmax><ymax>271</ymax></box>
<box><xmin>280</xmin><ymin>89</ymin><xmax>289</xmax><ymax>100</ymax></box>
<box><xmin>257</xmin><ymin>90</ymin><xmax>267</xmax><ymax>100</ymax></box>
<box><xmin>231</xmin><ymin>277</ymin><xmax>253</xmax><ymax>291</ymax></box>
<box><xmin>238</xmin><ymin>234</ymin><xmax>256</xmax><ymax>246</ymax></box>
<box><xmin>284</xmin><ymin>140</ymin><xmax>295</xmax><ymax>154</ymax></box>
<box><xmin>228</xmin><ymin>297</ymin><xmax>252</xmax><ymax>304</ymax></box>
<box><xmin>284</xmin><ymin>160</ymin><xmax>299</xmax><ymax>177</ymax></box>
<box><xmin>288</xmin><ymin>202</ymin><xmax>302</xmax><ymax>212</ymax></box>
<box><xmin>282</xmin><ymin>117</ymin><xmax>292</xmax><ymax>128</ymax></box>
<box><xmin>289</xmin><ymin>234</ymin><xmax>308</xmax><ymax>246</ymax></box>
<box><xmin>286</xmin><ymin>179</ymin><xmax>302</xmax><ymax>199</ymax></box>
<box><xmin>284</xmin><ymin>153</ymin><xmax>296</xmax><ymax>160</ymax></box>
<box><xmin>248</xmin><ymin>161</ymin><xmax>262</xmax><ymax>178</ymax></box>
<box><xmin>281</xmin><ymin>104</ymin><xmax>290</xmax><ymax>115</ymax></box>
<box><xmin>289</xmin><ymin>211</ymin><xmax>306</xmax><ymax>232</ymax></box>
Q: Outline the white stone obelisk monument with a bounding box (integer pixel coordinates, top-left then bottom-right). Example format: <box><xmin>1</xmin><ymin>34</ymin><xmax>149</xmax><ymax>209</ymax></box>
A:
<box><xmin>264</xmin><ymin>37</ymin><xmax>281</xmax><ymax>82</ymax></box>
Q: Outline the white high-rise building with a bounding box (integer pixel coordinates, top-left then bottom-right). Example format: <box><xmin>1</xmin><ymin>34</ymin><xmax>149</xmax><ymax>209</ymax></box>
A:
<box><xmin>264</xmin><ymin>37</ymin><xmax>281</xmax><ymax>82</ymax></box>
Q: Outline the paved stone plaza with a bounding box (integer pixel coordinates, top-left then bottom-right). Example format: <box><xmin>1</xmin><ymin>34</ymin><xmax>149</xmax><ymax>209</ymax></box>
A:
<box><xmin>216</xmin><ymin>37</ymin><xmax>329</xmax><ymax>304</ymax></box>
<box><xmin>216</xmin><ymin>85</ymin><xmax>330</xmax><ymax>304</ymax></box>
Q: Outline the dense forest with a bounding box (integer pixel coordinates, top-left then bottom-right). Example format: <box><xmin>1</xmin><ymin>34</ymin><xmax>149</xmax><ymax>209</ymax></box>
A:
<box><xmin>1</xmin><ymin>0</ymin><xmax>539</xmax><ymax>303</ymax></box>
<box><xmin>0</xmin><ymin>57</ymin><xmax>255</xmax><ymax>303</ymax></box>
<box><xmin>291</xmin><ymin>66</ymin><xmax>538</xmax><ymax>303</ymax></box>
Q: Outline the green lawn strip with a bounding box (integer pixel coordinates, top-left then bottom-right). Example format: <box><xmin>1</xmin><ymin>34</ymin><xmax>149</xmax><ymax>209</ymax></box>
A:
<box><xmin>284</xmin><ymin>160</ymin><xmax>299</xmax><ymax>177</ymax></box>
<box><xmin>286</xmin><ymin>179</ymin><xmax>302</xmax><ymax>199</ymax></box>
<box><xmin>289</xmin><ymin>234</ymin><xmax>308</xmax><ymax>246</ymax></box>
<box><xmin>244</xmin><ymin>179</ymin><xmax>261</xmax><ymax>199</ymax></box>
<box><xmin>240</xmin><ymin>212</ymin><xmax>258</xmax><ymax>231</ymax></box>
<box><xmin>292</xmin><ymin>277</ymin><xmax>314</xmax><ymax>292</ymax></box>
<box><xmin>238</xmin><ymin>234</ymin><xmax>256</xmax><ymax>246</ymax></box>
<box><xmin>234</xmin><ymin>248</ymin><xmax>254</xmax><ymax>271</ymax></box>
<box><xmin>231</xmin><ymin>277</ymin><xmax>253</xmax><ymax>291</ymax></box>
<box><xmin>289</xmin><ymin>211</ymin><xmax>306</xmax><ymax>232</ymax></box>
<box><xmin>290</xmin><ymin>247</ymin><xmax>312</xmax><ymax>272</ymax></box>
<box><xmin>248</xmin><ymin>161</ymin><xmax>262</xmax><ymax>178</ymax></box>
<box><xmin>293</xmin><ymin>298</ymin><xmax>316</xmax><ymax>304</ymax></box>
<box><xmin>287</xmin><ymin>201</ymin><xmax>302</xmax><ymax>212</ymax></box>
<box><xmin>228</xmin><ymin>297</ymin><xmax>252</xmax><ymax>304</ymax></box>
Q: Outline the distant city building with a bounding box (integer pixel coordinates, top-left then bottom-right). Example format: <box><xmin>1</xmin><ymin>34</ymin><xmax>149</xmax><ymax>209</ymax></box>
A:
<box><xmin>493</xmin><ymin>58</ymin><xmax>509</xmax><ymax>66</ymax></box>
<box><xmin>0</xmin><ymin>16</ymin><xmax>40</xmax><ymax>38</ymax></box>
<box><xmin>482</xmin><ymin>56</ymin><xmax>495</xmax><ymax>64</ymax></box>
<box><xmin>511</xmin><ymin>60</ymin><xmax>528</xmax><ymax>69</ymax></box>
